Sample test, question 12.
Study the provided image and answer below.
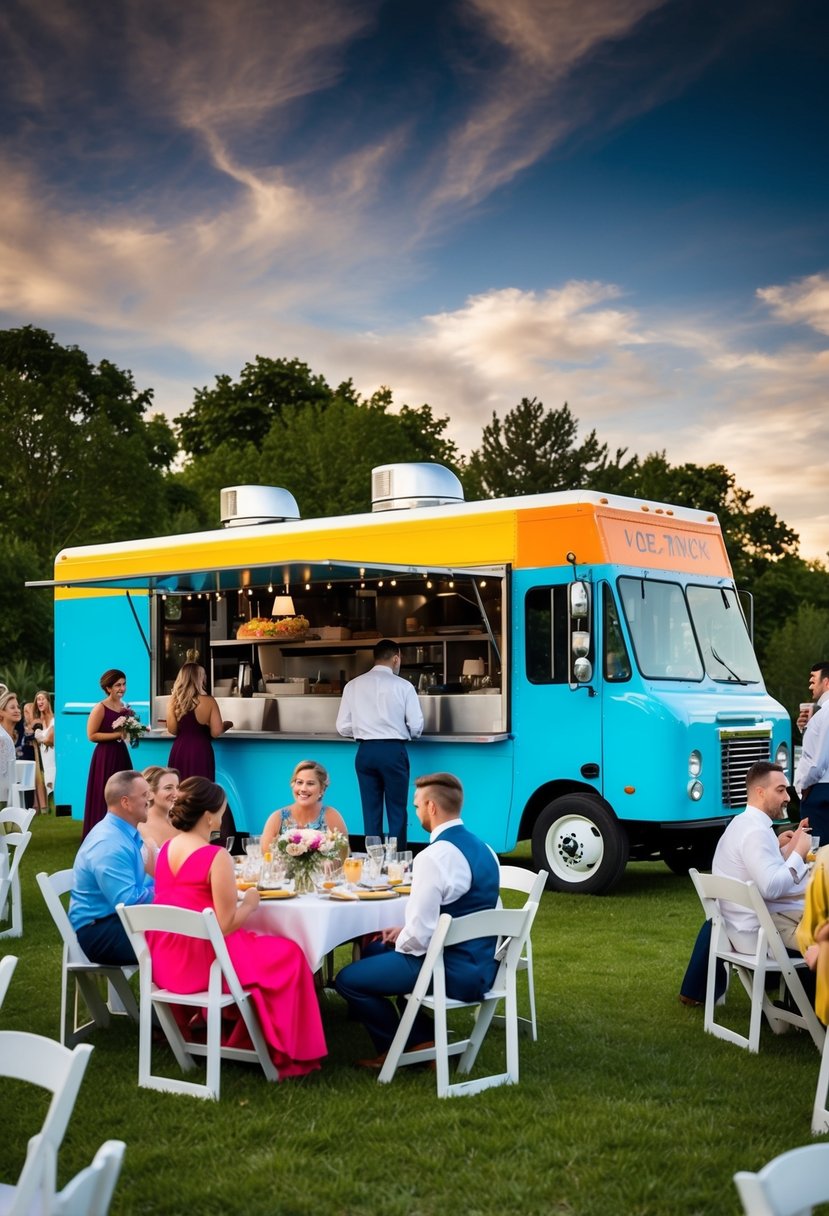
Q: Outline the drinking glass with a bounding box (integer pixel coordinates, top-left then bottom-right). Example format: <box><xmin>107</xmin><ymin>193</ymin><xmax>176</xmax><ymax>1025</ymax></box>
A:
<box><xmin>366</xmin><ymin>845</ymin><xmax>385</xmax><ymax>882</ymax></box>
<box><xmin>384</xmin><ymin>836</ymin><xmax>398</xmax><ymax>865</ymax></box>
<box><xmin>387</xmin><ymin>857</ymin><xmax>404</xmax><ymax>884</ymax></box>
<box><xmin>343</xmin><ymin>856</ymin><xmax>363</xmax><ymax>890</ymax></box>
<box><xmin>244</xmin><ymin>835</ymin><xmax>262</xmax><ymax>861</ymax></box>
<box><xmin>399</xmin><ymin>849</ymin><xmax>413</xmax><ymax>877</ymax></box>
<box><xmin>365</xmin><ymin>836</ymin><xmax>382</xmax><ymax>851</ymax></box>
<box><xmin>225</xmin><ymin>836</ymin><xmax>236</xmax><ymax>854</ymax></box>
<box><xmin>808</xmin><ymin>835</ymin><xmax>822</xmax><ymax>863</ymax></box>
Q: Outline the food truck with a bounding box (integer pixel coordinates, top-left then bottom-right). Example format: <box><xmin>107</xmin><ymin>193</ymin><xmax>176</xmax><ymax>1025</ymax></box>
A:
<box><xmin>38</xmin><ymin>462</ymin><xmax>790</xmax><ymax>893</ymax></box>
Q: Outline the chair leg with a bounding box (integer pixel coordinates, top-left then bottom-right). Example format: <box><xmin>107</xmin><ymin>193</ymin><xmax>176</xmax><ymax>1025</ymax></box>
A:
<box><xmin>205</xmin><ymin>991</ymin><xmax>222</xmax><ymax>1100</ymax></box>
<box><xmin>812</xmin><ymin>1036</ymin><xmax>829</xmax><ymax>1134</ymax></box>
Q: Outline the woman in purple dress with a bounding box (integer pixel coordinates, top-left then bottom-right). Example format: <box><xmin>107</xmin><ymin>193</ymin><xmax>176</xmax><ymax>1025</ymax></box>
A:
<box><xmin>82</xmin><ymin>668</ymin><xmax>132</xmax><ymax>838</ymax></box>
<box><xmin>167</xmin><ymin>661</ymin><xmax>236</xmax><ymax>844</ymax></box>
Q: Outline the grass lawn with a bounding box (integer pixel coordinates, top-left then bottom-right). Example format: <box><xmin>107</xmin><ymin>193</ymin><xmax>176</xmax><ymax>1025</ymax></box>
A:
<box><xmin>1</xmin><ymin>816</ymin><xmax>827</xmax><ymax>1215</ymax></box>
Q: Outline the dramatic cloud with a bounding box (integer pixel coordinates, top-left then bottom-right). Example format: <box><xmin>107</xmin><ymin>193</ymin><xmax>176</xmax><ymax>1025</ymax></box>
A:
<box><xmin>757</xmin><ymin>274</ymin><xmax>829</xmax><ymax>339</ymax></box>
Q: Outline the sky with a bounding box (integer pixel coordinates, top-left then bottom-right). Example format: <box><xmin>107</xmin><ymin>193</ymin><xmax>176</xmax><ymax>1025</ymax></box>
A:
<box><xmin>1</xmin><ymin>0</ymin><xmax>828</xmax><ymax>556</ymax></box>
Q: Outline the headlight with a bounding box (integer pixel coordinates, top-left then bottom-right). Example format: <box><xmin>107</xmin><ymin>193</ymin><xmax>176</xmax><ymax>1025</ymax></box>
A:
<box><xmin>688</xmin><ymin>750</ymin><xmax>702</xmax><ymax>777</ymax></box>
<box><xmin>775</xmin><ymin>742</ymin><xmax>789</xmax><ymax>772</ymax></box>
<box><xmin>687</xmin><ymin>780</ymin><xmax>704</xmax><ymax>801</ymax></box>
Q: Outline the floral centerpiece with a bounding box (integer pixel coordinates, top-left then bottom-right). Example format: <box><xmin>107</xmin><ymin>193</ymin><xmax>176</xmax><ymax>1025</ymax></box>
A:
<box><xmin>112</xmin><ymin>707</ymin><xmax>149</xmax><ymax>748</ymax></box>
<box><xmin>236</xmin><ymin>615</ymin><xmax>310</xmax><ymax>640</ymax></box>
<box><xmin>274</xmin><ymin>826</ymin><xmax>346</xmax><ymax>893</ymax></box>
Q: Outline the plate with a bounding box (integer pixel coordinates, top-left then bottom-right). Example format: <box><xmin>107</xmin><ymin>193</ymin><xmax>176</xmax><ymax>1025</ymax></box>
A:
<box><xmin>258</xmin><ymin>889</ymin><xmax>297</xmax><ymax>900</ymax></box>
<box><xmin>355</xmin><ymin>889</ymin><xmax>399</xmax><ymax>901</ymax></box>
<box><xmin>393</xmin><ymin>885</ymin><xmax>412</xmax><ymax>896</ymax></box>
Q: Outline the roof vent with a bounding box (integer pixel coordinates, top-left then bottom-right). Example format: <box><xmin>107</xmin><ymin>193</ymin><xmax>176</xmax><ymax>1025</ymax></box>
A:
<box><xmin>220</xmin><ymin>485</ymin><xmax>300</xmax><ymax>528</ymax></box>
<box><xmin>371</xmin><ymin>463</ymin><xmax>465</xmax><ymax>512</ymax></box>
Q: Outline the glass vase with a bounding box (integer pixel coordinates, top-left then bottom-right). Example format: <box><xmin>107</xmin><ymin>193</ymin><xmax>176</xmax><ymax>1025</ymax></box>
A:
<box><xmin>291</xmin><ymin>866</ymin><xmax>316</xmax><ymax>895</ymax></box>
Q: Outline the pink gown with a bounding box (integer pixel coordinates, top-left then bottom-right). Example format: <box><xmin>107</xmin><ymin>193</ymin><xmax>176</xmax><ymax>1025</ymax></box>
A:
<box><xmin>149</xmin><ymin>842</ymin><xmax>326</xmax><ymax>1077</ymax></box>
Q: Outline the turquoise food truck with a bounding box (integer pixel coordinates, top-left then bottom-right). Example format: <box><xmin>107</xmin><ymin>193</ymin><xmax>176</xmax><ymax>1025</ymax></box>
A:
<box><xmin>37</xmin><ymin>463</ymin><xmax>790</xmax><ymax>893</ymax></box>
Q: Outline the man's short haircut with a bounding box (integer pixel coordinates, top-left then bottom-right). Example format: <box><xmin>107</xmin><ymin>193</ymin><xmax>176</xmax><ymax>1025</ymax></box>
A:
<box><xmin>745</xmin><ymin>760</ymin><xmax>786</xmax><ymax>792</ymax></box>
<box><xmin>374</xmin><ymin>638</ymin><xmax>401</xmax><ymax>662</ymax></box>
<box><xmin>104</xmin><ymin>770</ymin><xmax>145</xmax><ymax>807</ymax></box>
<box><xmin>414</xmin><ymin>771</ymin><xmax>463</xmax><ymax>816</ymax></box>
<box><xmin>811</xmin><ymin>662</ymin><xmax>829</xmax><ymax>681</ymax></box>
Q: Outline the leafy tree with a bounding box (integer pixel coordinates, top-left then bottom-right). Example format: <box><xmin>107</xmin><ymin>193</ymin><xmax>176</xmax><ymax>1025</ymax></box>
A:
<box><xmin>761</xmin><ymin>604</ymin><xmax>829</xmax><ymax>721</ymax></box>
<box><xmin>0</xmin><ymin>326</ymin><xmax>178</xmax><ymax>565</ymax></box>
<box><xmin>463</xmin><ymin>398</ymin><xmax>630</xmax><ymax>499</ymax></box>
<box><xmin>176</xmin><ymin>356</ymin><xmax>336</xmax><ymax>456</ymax></box>
<box><xmin>176</xmin><ymin>387</ymin><xmax>460</xmax><ymax>523</ymax></box>
<box><xmin>0</xmin><ymin>535</ymin><xmax>54</xmax><ymax>669</ymax></box>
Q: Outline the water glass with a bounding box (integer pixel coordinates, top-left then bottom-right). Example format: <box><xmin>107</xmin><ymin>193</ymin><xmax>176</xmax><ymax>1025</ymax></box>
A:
<box><xmin>399</xmin><ymin>849</ymin><xmax>413</xmax><ymax>877</ymax></box>
<box><xmin>366</xmin><ymin>845</ymin><xmax>385</xmax><ymax>882</ymax></box>
<box><xmin>384</xmin><ymin>836</ymin><xmax>398</xmax><ymax>865</ymax></box>
<box><xmin>387</xmin><ymin>857</ymin><xmax>404</xmax><ymax>884</ymax></box>
<box><xmin>365</xmin><ymin>835</ymin><xmax>382</xmax><ymax>851</ymax></box>
<box><xmin>809</xmin><ymin>834</ymin><xmax>822</xmax><ymax>862</ymax></box>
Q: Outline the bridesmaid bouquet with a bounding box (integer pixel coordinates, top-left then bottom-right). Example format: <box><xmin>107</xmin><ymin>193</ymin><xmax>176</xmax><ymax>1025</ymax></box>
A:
<box><xmin>112</xmin><ymin>707</ymin><xmax>150</xmax><ymax>747</ymax></box>
<box><xmin>275</xmin><ymin>827</ymin><xmax>346</xmax><ymax>892</ymax></box>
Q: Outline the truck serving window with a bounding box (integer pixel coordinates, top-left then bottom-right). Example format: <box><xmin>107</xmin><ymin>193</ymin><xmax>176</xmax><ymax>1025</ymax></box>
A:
<box><xmin>685</xmin><ymin>585</ymin><xmax>761</xmax><ymax>683</ymax></box>
<box><xmin>525</xmin><ymin>585</ymin><xmax>569</xmax><ymax>684</ymax></box>
<box><xmin>618</xmin><ymin>577</ymin><xmax>704</xmax><ymax>681</ymax></box>
<box><xmin>602</xmin><ymin>584</ymin><xmax>632</xmax><ymax>682</ymax></box>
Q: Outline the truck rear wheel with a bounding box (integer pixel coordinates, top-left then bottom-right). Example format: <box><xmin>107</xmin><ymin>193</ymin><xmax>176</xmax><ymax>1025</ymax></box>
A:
<box><xmin>531</xmin><ymin>794</ymin><xmax>629</xmax><ymax>894</ymax></box>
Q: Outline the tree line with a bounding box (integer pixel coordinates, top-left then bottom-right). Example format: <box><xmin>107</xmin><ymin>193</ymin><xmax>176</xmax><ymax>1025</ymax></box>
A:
<box><xmin>2</xmin><ymin>324</ymin><xmax>826</xmax><ymax>717</ymax></box>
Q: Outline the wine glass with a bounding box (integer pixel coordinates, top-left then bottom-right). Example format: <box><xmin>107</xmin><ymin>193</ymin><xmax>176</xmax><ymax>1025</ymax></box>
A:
<box><xmin>366</xmin><ymin>845</ymin><xmax>385</xmax><ymax>883</ymax></box>
<box><xmin>365</xmin><ymin>835</ymin><xmax>382</xmax><ymax>851</ymax></box>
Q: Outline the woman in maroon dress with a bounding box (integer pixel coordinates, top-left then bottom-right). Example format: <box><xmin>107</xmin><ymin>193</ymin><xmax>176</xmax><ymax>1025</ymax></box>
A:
<box><xmin>82</xmin><ymin>668</ymin><xmax>132</xmax><ymax>838</ymax></box>
<box><xmin>167</xmin><ymin>660</ymin><xmax>236</xmax><ymax>844</ymax></box>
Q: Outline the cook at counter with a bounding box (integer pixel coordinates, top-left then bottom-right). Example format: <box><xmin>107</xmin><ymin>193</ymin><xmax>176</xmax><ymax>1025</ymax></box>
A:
<box><xmin>336</xmin><ymin>639</ymin><xmax>424</xmax><ymax>849</ymax></box>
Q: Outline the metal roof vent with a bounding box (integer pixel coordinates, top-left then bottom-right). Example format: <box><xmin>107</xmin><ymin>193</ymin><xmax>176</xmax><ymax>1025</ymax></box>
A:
<box><xmin>220</xmin><ymin>485</ymin><xmax>300</xmax><ymax>527</ymax></box>
<box><xmin>371</xmin><ymin>463</ymin><xmax>465</xmax><ymax>512</ymax></box>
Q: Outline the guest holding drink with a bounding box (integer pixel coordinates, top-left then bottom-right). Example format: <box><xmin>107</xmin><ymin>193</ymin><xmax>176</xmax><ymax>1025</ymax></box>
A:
<box><xmin>335</xmin><ymin>771</ymin><xmax>500</xmax><ymax>1067</ymax></box>
<box><xmin>261</xmin><ymin>760</ymin><xmax>349</xmax><ymax>857</ymax></box>
<box><xmin>138</xmin><ymin>765</ymin><xmax>180</xmax><ymax>873</ymax></box>
<box><xmin>148</xmin><ymin>776</ymin><xmax>326</xmax><ymax>1077</ymax></box>
<box><xmin>82</xmin><ymin>669</ymin><xmax>133</xmax><ymax>839</ymax></box>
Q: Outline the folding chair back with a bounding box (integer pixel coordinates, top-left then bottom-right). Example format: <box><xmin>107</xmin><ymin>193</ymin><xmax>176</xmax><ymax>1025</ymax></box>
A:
<box><xmin>36</xmin><ymin>869</ymin><xmax>138</xmax><ymax>1046</ymax></box>
<box><xmin>0</xmin><ymin>954</ymin><xmax>17</xmax><ymax>1013</ymax></box>
<box><xmin>734</xmin><ymin>1141</ymin><xmax>829</xmax><ymax>1215</ymax></box>
<box><xmin>0</xmin><ymin>827</ymin><xmax>32</xmax><ymax>940</ymax></box>
<box><xmin>53</xmin><ymin>1138</ymin><xmax>126</xmax><ymax>1216</ymax></box>
<box><xmin>8</xmin><ymin>761</ymin><xmax>36</xmax><ymax>811</ymax></box>
<box><xmin>689</xmin><ymin>869</ymin><xmax>824</xmax><ymax>1054</ymax></box>
<box><xmin>0</xmin><ymin>808</ymin><xmax>36</xmax><ymax>834</ymax></box>
<box><xmin>497</xmin><ymin>865</ymin><xmax>547</xmax><ymax>1040</ymax></box>
<box><xmin>117</xmin><ymin>901</ymin><xmax>278</xmax><ymax>1100</ymax></box>
<box><xmin>379</xmin><ymin>901</ymin><xmax>539</xmax><ymax>1098</ymax></box>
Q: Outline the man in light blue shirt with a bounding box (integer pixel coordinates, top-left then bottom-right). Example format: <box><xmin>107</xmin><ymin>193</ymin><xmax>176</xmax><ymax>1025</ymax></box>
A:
<box><xmin>336</xmin><ymin>639</ymin><xmax>424</xmax><ymax>848</ymax></box>
<box><xmin>69</xmin><ymin>769</ymin><xmax>154</xmax><ymax>965</ymax></box>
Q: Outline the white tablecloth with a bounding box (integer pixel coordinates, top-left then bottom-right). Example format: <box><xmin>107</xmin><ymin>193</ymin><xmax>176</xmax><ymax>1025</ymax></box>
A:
<box><xmin>247</xmin><ymin>892</ymin><xmax>408</xmax><ymax>971</ymax></box>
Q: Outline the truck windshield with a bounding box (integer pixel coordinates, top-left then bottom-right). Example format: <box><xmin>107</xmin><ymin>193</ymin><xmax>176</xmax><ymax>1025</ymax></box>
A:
<box><xmin>685</xmin><ymin>585</ymin><xmax>761</xmax><ymax>683</ymax></box>
<box><xmin>617</xmin><ymin>577</ymin><xmax>704</xmax><ymax>680</ymax></box>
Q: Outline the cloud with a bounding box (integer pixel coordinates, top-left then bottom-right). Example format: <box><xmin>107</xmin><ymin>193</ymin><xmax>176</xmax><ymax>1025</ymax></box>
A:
<box><xmin>757</xmin><ymin>274</ymin><xmax>829</xmax><ymax>338</ymax></box>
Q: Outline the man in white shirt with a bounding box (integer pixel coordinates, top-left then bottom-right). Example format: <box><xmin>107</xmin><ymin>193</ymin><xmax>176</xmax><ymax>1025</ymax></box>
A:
<box><xmin>336</xmin><ymin>639</ymin><xmax>424</xmax><ymax>848</ymax></box>
<box><xmin>794</xmin><ymin>660</ymin><xmax>829</xmax><ymax>846</ymax></box>
<box><xmin>712</xmin><ymin>760</ymin><xmax>811</xmax><ymax>952</ymax></box>
<box><xmin>334</xmin><ymin>771</ymin><xmax>500</xmax><ymax>1067</ymax></box>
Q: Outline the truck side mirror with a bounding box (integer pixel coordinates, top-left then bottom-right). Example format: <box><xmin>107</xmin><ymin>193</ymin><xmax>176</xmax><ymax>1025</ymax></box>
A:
<box><xmin>569</xmin><ymin>581</ymin><xmax>589</xmax><ymax>619</ymax></box>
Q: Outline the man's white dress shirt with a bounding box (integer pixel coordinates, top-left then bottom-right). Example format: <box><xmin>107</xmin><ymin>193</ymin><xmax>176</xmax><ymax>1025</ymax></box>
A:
<box><xmin>794</xmin><ymin>690</ymin><xmax>829</xmax><ymax>796</ymax></box>
<box><xmin>336</xmin><ymin>664</ymin><xmax>424</xmax><ymax>742</ymax></box>
<box><xmin>712</xmin><ymin>804</ymin><xmax>807</xmax><ymax>945</ymax></box>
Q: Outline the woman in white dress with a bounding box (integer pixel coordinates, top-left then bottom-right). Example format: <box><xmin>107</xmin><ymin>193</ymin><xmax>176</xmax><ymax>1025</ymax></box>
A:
<box><xmin>33</xmin><ymin>690</ymin><xmax>56</xmax><ymax>809</ymax></box>
<box><xmin>0</xmin><ymin>687</ymin><xmax>21</xmax><ymax>807</ymax></box>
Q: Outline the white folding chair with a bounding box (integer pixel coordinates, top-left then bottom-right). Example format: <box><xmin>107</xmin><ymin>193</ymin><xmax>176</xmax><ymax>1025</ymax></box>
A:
<box><xmin>496</xmin><ymin>865</ymin><xmax>547</xmax><ymax>1040</ymax></box>
<box><xmin>0</xmin><ymin>1031</ymin><xmax>94</xmax><ymax>1215</ymax></box>
<box><xmin>812</xmin><ymin>1017</ymin><xmax>829</xmax><ymax>1135</ymax></box>
<box><xmin>53</xmin><ymin>1138</ymin><xmax>126</xmax><ymax>1216</ymax></box>
<box><xmin>0</xmin><ymin>954</ymin><xmax>17</xmax><ymax>1013</ymax></box>
<box><xmin>378</xmin><ymin>901</ymin><xmax>539</xmax><ymax>1098</ymax></box>
<box><xmin>0</xmin><ymin>825</ymin><xmax>32</xmax><ymax>940</ymax></box>
<box><xmin>0</xmin><ymin>808</ymin><xmax>36</xmax><ymax>834</ymax></box>
<box><xmin>36</xmin><ymin>870</ymin><xmax>138</xmax><ymax>1047</ymax></box>
<box><xmin>117</xmin><ymin>902</ymin><xmax>279</xmax><ymax>1101</ymax></box>
<box><xmin>734</xmin><ymin>1142</ymin><xmax>829</xmax><ymax>1215</ymax></box>
<box><xmin>689</xmin><ymin>869</ymin><xmax>824</xmax><ymax>1054</ymax></box>
<box><xmin>8</xmin><ymin>761</ymin><xmax>36</xmax><ymax>811</ymax></box>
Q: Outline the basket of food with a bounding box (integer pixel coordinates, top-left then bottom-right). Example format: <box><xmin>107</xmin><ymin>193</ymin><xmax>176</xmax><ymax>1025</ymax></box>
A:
<box><xmin>236</xmin><ymin>615</ymin><xmax>310</xmax><ymax>641</ymax></box>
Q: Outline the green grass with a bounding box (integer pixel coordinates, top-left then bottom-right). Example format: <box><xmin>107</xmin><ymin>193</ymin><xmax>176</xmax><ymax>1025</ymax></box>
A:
<box><xmin>1</xmin><ymin>818</ymin><xmax>827</xmax><ymax>1215</ymax></box>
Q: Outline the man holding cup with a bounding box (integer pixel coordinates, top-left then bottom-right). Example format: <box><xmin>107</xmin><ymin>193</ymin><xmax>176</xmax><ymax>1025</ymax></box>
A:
<box><xmin>794</xmin><ymin>661</ymin><xmax>829</xmax><ymax>846</ymax></box>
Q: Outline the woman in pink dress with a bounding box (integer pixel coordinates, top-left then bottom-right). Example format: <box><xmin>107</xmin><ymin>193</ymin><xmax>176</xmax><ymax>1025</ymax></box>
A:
<box><xmin>149</xmin><ymin>776</ymin><xmax>326</xmax><ymax>1078</ymax></box>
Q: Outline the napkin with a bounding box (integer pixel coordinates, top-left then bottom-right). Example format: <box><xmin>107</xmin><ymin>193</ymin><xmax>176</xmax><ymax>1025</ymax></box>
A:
<box><xmin>329</xmin><ymin>888</ymin><xmax>359</xmax><ymax>901</ymax></box>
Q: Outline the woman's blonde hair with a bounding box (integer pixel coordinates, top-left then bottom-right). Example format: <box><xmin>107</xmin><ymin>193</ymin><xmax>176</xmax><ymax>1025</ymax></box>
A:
<box><xmin>168</xmin><ymin>662</ymin><xmax>206</xmax><ymax>719</ymax></box>
<box><xmin>290</xmin><ymin>759</ymin><xmax>330</xmax><ymax>796</ymax></box>
<box><xmin>0</xmin><ymin>688</ymin><xmax>19</xmax><ymax>714</ymax></box>
<box><xmin>142</xmin><ymin>765</ymin><xmax>180</xmax><ymax>798</ymax></box>
<box><xmin>34</xmin><ymin>691</ymin><xmax>53</xmax><ymax>719</ymax></box>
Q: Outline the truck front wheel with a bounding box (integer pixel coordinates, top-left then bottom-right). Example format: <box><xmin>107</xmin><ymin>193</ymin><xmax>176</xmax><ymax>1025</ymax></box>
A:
<box><xmin>531</xmin><ymin>794</ymin><xmax>629</xmax><ymax>894</ymax></box>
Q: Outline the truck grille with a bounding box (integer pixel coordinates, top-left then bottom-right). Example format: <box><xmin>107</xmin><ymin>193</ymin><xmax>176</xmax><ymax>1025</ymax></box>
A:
<box><xmin>721</xmin><ymin>731</ymin><xmax>771</xmax><ymax>808</ymax></box>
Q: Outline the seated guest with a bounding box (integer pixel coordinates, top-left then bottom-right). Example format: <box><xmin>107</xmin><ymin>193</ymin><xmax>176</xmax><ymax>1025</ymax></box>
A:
<box><xmin>334</xmin><ymin>771</ymin><xmax>500</xmax><ymax>1068</ymax></box>
<box><xmin>261</xmin><ymin>760</ymin><xmax>348</xmax><ymax>857</ymax></box>
<box><xmin>712</xmin><ymin>760</ymin><xmax>811</xmax><ymax>952</ymax></box>
<box><xmin>69</xmin><ymin>770</ymin><xmax>154</xmax><ymax>965</ymax></box>
<box><xmin>796</xmin><ymin>847</ymin><xmax>829</xmax><ymax>1023</ymax></box>
<box><xmin>139</xmin><ymin>765</ymin><xmax>180</xmax><ymax>872</ymax></box>
<box><xmin>148</xmin><ymin>776</ymin><xmax>326</xmax><ymax>1077</ymax></box>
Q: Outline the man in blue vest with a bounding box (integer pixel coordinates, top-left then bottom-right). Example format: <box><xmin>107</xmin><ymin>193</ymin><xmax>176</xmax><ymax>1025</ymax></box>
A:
<box><xmin>334</xmin><ymin>771</ymin><xmax>500</xmax><ymax>1068</ymax></box>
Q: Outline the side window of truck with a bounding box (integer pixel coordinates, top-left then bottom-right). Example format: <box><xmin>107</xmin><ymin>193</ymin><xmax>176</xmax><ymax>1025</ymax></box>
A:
<box><xmin>602</xmin><ymin>584</ymin><xmax>632</xmax><ymax>682</ymax></box>
<box><xmin>525</xmin><ymin>585</ymin><xmax>569</xmax><ymax>684</ymax></box>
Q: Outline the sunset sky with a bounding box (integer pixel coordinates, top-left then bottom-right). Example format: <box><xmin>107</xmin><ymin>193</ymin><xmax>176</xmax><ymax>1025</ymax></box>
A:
<box><xmin>1</xmin><ymin>0</ymin><xmax>828</xmax><ymax>555</ymax></box>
